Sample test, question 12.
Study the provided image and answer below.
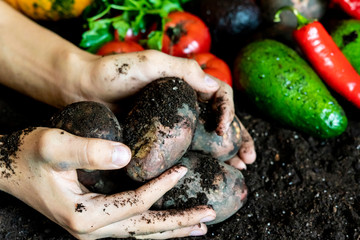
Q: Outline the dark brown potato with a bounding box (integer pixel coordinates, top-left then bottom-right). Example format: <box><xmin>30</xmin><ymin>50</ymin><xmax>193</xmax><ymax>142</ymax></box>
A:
<box><xmin>153</xmin><ymin>151</ymin><xmax>247</xmax><ymax>225</ymax></box>
<box><xmin>123</xmin><ymin>77</ymin><xmax>199</xmax><ymax>182</ymax></box>
<box><xmin>50</xmin><ymin>101</ymin><xmax>123</xmax><ymax>194</ymax></box>
<box><xmin>190</xmin><ymin>101</ymin><xmax>242</xmax><ymax>161</ymax></box>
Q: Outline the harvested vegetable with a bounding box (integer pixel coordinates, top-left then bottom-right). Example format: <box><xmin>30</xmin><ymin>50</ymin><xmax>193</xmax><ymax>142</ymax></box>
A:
<box><xmin>188</xmin><ymin>0</ymin><xmax>261</xmax><ymax>45</ymax></box>
<box><xmin>331</xmin><ymin>0</ymin><xmax>360</xmax><ymax>20</ymax></box>
<box><xmin>161</xmin><ymin>11</ymin><xmax>211</xmax><ymax>57</ymax></box>
<box><xmin>331</xmin><ymin>19</ymin><xmax>360</xmax><ymax>74</ymax></box>
<box><xmin>188</xmin><ymin>52</ymin><xmax>232</xmax><ymax>86</ymax></box>
<box><xmin>234</xmin><ymin>39</ymin><xmax>348</xmax><ymax>138</ymax></box>
<box><xmin>190</xmin><ymin>101</ymin><xmax>241</xmax><ymax>161</ymax></box>
<box><xmin>4</xmin><ymin>0</ymin><xmax>92</xmax><ymax>20</ymax></box>
<box><xmin>275</xmin><ymin>7</ymin><xmax>360</xmax><ymax>109</ymax></box>
<box><xmin>50</xmin><ymin>101</ymin><xmax>123</xmax><ymax>193</ymax></box>
<box><xmin>123</xmin><ymin>77</ymin><xmax>198</xmax><ymax>182</ymax></box>
<box><xmin>153</xmin><ymin>151</ymin><xmax>247</xmax><ymax>225</ymax></box>
<box><xmin>96</xmin><ymin>40</ymin><xmax>144</xmax><ymax>55</ymax></box>
<box><xmin>80</xmin><ymin>0</ymin><xmax>190</xmax><ymax>52</ymax></box>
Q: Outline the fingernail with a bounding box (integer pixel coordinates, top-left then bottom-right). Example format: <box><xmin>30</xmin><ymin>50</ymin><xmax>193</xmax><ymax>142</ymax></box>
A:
<box><xmin>176</xmin><ymin>166</ymin><xmax>188</xmax><ymax>180</ymax></box>
<box><xmin>200</xmin><ymin>215</ymin><xmax>216</xmax><ymax>223</ymax></box>
<box><xmin>112</xmin><ymin>145</ymin><xmax>131</xmax><ymax>166</ymax></box>
<box><xmin>238</xmin><ymin>161</ymin><xmax>247</xmax><ymax>170</ymax></box>
<box><xmin>205</xmin><ymin>75</ymin><xmax>219</xmax><ymax>87</ymax></box>
<box><xmin>189</xmin><ymin>230</ymin><xmax>205</xmax><ymax>237</ymax></box>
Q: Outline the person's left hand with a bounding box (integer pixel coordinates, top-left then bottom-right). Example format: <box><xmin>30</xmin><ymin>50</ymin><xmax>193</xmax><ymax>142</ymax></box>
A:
<box><xmin>76</xmin><ymin>50</ymin><xmax>256</xmax><ymax>169</ymax></box>
<box><xmin>0</xmin><ymin>127</ymin><xmax>216</xmax><ymax>239</ymax></box>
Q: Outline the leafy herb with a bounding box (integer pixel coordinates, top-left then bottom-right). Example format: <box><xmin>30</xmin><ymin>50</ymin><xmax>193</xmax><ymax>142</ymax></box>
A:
<box><xmin>80</xmin><ymin>0</ymin><xmax>191</xmax><ymax>53</ymax></box>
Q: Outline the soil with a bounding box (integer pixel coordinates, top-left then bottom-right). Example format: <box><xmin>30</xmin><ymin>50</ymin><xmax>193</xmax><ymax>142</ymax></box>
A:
<box><xmin>123</xmin><ymin>77</ymin><xmax>198</xmax><ymax>151</ymax></box>
<box><xmin>1</xmin><ymin>11</ymin><xmax>360</xmax><ymax>240</ymax></box>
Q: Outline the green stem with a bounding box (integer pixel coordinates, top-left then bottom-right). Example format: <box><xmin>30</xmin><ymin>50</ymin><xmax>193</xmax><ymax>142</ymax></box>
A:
<box><xmin>109</xmin><ymin>4</ymin><xmax>139</xmax><ymax>11</ymax></box>
<box><xmin>274</xmin><ymin>6</ymin><xmax>312</xmax><ymax>29</ymax></box>
<box><xmin>87</xmin><ymin>5</ymin><xmax>112</xmax><ymax>22</ymax></box>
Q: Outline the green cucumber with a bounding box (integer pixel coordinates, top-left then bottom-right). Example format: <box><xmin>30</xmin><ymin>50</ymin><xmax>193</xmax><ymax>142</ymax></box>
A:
<box><xmin>331</xmin><ymin>19</ymin><xmax>360</xmax><ymax>74</ymax></box>
<box><xmin>234</xmin><ymin>39</ymin><xmax>347</xmax><ymax>138</ymax></box>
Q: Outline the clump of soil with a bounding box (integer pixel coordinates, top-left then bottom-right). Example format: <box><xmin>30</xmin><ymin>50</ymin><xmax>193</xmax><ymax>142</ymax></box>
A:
<box><xmin>158</xmin><ymin>151</ymin><xmax>224</xmax><ymax>209</ymax></box>
<box><xmin>0</xmin><ymin>127</ymin><xmax>35</xmax><ymax>178</ymax></box>
<box><xmin>198</xmin><ymin>101</ymin><xmax>218</xmax><ymax>132</ymax></box>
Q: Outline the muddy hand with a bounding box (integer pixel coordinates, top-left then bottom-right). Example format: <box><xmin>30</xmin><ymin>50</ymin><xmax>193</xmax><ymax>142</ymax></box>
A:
<box><xmin>0</xmin><ymin>127</ymin><xmax>216</xmax><ymax>239</ymax></box>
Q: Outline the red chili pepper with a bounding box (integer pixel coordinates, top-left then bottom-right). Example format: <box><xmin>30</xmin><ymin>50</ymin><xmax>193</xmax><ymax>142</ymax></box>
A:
<box><xmin>275</xmin><ymin>6</ymin><xmax>360</xmax><ymax>109</ymax></box>
<box><xmin>331</xmin><ymin>0</ymin><xmax>360</xmax><ymax>20</ymax></box>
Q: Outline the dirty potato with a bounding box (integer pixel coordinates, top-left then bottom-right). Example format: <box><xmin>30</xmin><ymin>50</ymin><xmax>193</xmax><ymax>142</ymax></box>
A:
<box><xmin>123</xmin><ymin>77</ymin><xmax>199</xmax><ymax>182</ymax></box>
<box><xmin>153</xmin><ymin>151</ymin><xmax>248</xmax><ymax>224</ymax></box>
<box><xmin>50</xmin><ymin>101</ymin><xmax>122</xmax><ymax>193</ymax></box>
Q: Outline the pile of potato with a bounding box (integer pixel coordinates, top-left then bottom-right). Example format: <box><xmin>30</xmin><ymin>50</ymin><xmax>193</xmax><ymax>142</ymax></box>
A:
<box><xmin>50</xmin><ymin>77</ymin><xmax>247</xmax><ymax>224</ymax></box>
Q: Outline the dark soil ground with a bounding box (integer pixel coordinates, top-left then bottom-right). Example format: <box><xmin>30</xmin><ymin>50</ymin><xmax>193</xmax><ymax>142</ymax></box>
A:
<box><xmin>1</xmin><ymin>84</ymin><xmax>359</xmax><ymax>240</ymax></box>
<box><xmin>1</xmin><ymin>7</ymin><xmax>360</xmax><ymax>240</ymax></box>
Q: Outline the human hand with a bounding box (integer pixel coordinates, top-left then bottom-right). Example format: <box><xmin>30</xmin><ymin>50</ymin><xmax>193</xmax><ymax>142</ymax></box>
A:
<box><xmin>77</xmin><ymin>50</ymin><xmax>256</xmax><ymax>169</ymax></box>
<box><xmin>226</xmin><ymin>121</ymin><xmax>257</xmax><ymax>170</ymax></box>
<box><xmin>79</xmin><ymin>50</ymin><xmax>224</xmax><ymax>132</ymax></box>
<box><xmin>0</xmin><ymin>127</ymin><xmax>216</xmax><ymax>239</ymax></box>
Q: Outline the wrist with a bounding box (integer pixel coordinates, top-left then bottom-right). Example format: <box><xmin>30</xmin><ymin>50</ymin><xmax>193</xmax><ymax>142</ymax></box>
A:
<box><xmin>54</xmin><ymin>48</ymin><xmax>99</xmax><ymax>107</ymax></box>
<box><xmin>0</xmin><ymin>2</ymin><xmax>100</xmax><ymax>109</ymax></box>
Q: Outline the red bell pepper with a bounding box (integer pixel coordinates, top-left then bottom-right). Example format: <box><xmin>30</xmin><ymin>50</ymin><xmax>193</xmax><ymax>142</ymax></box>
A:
<box><xmin>275</xmin><ymin>6</ymin><xmax>360</xmax><ymax>109</ymax></box>
<box><xmin>331</xmin><ymin>0</ymin><xmax>360</xmax><ymax>20</ymax></box>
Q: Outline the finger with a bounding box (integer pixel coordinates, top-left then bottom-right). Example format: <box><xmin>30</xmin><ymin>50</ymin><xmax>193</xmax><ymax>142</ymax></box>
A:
<box><xmin>226</xmin><ymin>156</ymin><xmax>247</xmax><ymax>170</ymax></box>
<box><xmin>139</xmin><ymin>50</ymin><xmax>220</xmax><ymax>94</ymax></box>
<box><xmin>209</xmin><ymin>75</ymin><xmax>235</xmax><ymax>136</ymax></box>
<box><xmin>134</xmin><ymin>223</ymin><xmax>208</xmax><ymax>239</ymax></box>
<box><xmin>238</xmin><ymin>122</ymin><xmax>256</xmax><ymax>164</ymax></box>
<box><xmin>96</xmin><ymin>50</ymin><xmax>220</xmax><ymax>101</ymax></box>
<box><xmin>71</xmin><ymin>166</ymin><xmax>190</xmax><ymax>230</ymax></box>
<box><xmin>36</xmin><ymin>128</ymin><xmax>131</xmax><ymax>170</ymax></box>
<box><xmin>91</xmin><ymin>207</ymin><xmax>214</xmax><ymax>239</ymax></box>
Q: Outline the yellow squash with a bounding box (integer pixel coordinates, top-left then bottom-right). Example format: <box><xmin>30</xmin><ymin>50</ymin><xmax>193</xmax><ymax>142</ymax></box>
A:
<box><xmin>4</xmin><ymin>0</ymin><xmax>92</xmax><ymax>20</ymax></box>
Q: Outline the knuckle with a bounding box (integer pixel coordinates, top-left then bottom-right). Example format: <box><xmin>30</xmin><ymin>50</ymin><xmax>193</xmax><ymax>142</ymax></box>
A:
<box><xmin>37</xmin><ymin>129</ymin><xmax>57</xmax><ymax>160</ymax></box>
<box><xmin>183</xmin><ymin>58</ymin><xmax>202</xmax><ymax>72</ymax></box>
<box><xmin>79</xmin><ymin>139</ymin><xmax>94</xmax><ymax>167</ymax></box>
<box><xmin>145</xmin><ymin>49</ymin><xmax>162</xmax><ymax>58</ymax></box>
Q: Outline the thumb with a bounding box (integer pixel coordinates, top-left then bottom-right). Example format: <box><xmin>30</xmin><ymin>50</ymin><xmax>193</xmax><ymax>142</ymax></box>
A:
<box><xmin>37</xmin><ymin>128</ymin><xmax>131</xmax><ymax>171</ymax></box>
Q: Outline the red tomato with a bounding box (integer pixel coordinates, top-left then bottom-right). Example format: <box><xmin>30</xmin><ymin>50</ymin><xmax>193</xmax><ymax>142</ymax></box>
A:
<box><xmin>96</xmin><ymin>40</ymin><xmax>144</xmax><ymax>55</ymax></box>
<box><xmin>162</xmin><ymin>11</ymin><xmax>211</xmax><ymax>57</ymax></box>
<box><xmin>189</xmin><ymin>53</ymin><xmax>232</xmax><ymax>87</ymax></box>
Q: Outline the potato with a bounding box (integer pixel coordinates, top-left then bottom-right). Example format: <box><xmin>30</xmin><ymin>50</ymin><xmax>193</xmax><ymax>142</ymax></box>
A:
<box><xmin>190</xmin><ymin>101</ymin><xmax>242</xmax><ymax>161</ymax></box>
<box><xmin>50</xmin><ymin>101</ymin><xmax>123</xmax><ymax>193</ymax></box>
<box><xmin>153</xmin><ymin>151</ymin><xmax>247</xmax><ymax>225</ymax></box>
<box><xmin>123</xmin><ymin>77</ymin><xmax>199</xmax><ymax>182</ymax></box>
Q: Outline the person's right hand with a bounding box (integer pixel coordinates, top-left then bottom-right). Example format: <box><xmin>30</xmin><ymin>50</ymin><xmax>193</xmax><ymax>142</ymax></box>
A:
<box><xmin>0</xmin><ymin>127</ymin><xmax>216</xmax><ymax>239</ymax></box>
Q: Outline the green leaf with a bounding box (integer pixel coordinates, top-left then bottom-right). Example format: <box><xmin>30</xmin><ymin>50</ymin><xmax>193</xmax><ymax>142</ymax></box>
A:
<box><xmin>80</xmin><ymin>19</ymin><xmax>114</xmax><ymax>51</ymax></box>
<box><xmin>131</xmin><ymin>11</ymin><xmax>146</xmax><ymax>33</ymax></box>
<box><xmin>146</xmin><ymin>30</ymin><xmax>163</xmax><ymax>50</ymax></box>
<box><xmin>159</xmin><ymin>0</ymin><xmax>183</xmax><ymax>17</ymax></box>
<box><xmin>113</xmin><ymin>19</ymin><xmax>130</xmax><ymax>40</ymax></box>
<box><xmin>148</xmin><ymin>0</ymin><xmax>162</xmax><ymax>8</ymax></box>
<box><xmin>79</xmin><ymin>0</ymin><xmax>192</xmax><ymax>52</ymax></box>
